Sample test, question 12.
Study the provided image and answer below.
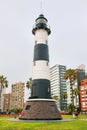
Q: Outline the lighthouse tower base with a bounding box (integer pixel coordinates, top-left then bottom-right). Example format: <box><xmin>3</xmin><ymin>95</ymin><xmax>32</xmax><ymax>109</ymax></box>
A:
<box><xmin>19</xmin><ymin>99</ymin><xmax>62</xmax><ymax>120</ymax></box>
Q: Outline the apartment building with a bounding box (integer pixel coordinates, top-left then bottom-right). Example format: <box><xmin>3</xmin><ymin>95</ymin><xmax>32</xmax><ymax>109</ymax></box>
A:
<box><xmin>80</xmin><ymin>79</ymin><xmax>87</xmax><ymax>112</ymax></box>
<box><xmin>3</xmin><ymin>93</ymin><xmax>11</xmax><ymax>112</ymax></box>
<box><xmin>50</xmin><ymin>64</ymin><xmax>67</xmax><ymax>111</ymax></box>
<box><xmin>10</xmin><ymin>82</ymin><xmax>25</xmax><ymax>110</ymax></box>
<box><xmin>0</xmin><ymin>88</ymin><xmax>6</xmax><ymax>111</ymax></box>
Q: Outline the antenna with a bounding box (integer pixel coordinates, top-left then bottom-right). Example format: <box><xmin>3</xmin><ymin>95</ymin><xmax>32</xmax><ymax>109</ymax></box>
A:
<box><xmin>40</xmin><ymin>0</ymin><xmax>44</xmax><ymax>14</ymax></box>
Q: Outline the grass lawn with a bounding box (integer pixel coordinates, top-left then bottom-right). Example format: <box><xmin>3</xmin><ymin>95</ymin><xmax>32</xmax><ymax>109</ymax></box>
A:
<box><xmin>0</xmin><ymin>114</ymin><xmax>87</xmax><ymax>130</ymax></box>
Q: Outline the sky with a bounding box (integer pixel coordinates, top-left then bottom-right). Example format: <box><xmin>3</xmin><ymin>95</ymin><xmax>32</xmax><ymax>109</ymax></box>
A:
<box><xmin>0</xmin><ymin>0</ymin><xmax>87</xmax><ymax>94</ymax></box>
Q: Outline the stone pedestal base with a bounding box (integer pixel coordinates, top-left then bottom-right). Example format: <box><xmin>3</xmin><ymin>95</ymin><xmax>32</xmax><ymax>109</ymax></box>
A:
<box><xmin>19</xmin><ymin>99</ymin><xmax>62</xmax><ymax>120</ymax></box>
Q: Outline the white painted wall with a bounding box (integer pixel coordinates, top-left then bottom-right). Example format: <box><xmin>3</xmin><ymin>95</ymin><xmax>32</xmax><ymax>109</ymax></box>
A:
<box><xmin>32</xmin><ymin>61</ymin><xmax>50</xmax><ymax>80</ymax></box>
<box><xmin>35</xmin><ymin>29</ymin><xmax>48</xmax><ymax>44</ymax></box>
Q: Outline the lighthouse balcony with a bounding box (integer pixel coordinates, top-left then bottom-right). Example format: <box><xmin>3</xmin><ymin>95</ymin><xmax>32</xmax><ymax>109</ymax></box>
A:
<box><xmin>32</xmin><ymin>23</ymin><xmax>51</xmax><ymax>35</ymax></box>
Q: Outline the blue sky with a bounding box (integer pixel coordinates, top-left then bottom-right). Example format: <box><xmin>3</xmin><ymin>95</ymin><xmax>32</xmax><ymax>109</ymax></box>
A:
<box><xmin>0</xmin><ymin>0</ymin><xmax>87</xmax><ymax>92</ymax></box>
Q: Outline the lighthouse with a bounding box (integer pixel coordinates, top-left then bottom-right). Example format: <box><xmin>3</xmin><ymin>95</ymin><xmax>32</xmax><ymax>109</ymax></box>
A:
<box><xmin>20</xmin><ymin>14</ymin><xmax>62</xmax><ymax>120</ymax></box>
<box><xmin>31</xmin><ymin>14</ymin><xmax>51</xmax><ymax>99</ymax></box>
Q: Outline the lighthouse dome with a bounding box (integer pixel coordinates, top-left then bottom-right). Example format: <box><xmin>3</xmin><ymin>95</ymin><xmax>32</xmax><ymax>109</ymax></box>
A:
<box><xmin>36</xmin><ymin>14</ymin><xmax>48</xmax><ymax>24</ymax></box>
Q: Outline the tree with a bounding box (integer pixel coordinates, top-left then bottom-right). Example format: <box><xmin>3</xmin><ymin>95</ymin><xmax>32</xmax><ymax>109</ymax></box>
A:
<box><xmin>52</xmin><ymin>95</ymin><xmax>58</xmax><ymax>108</ymax></box>
<box><xmin>61</xmin><ymin>92</ymin><xmax>67</xmax><ymax>100</ymax></box>
<box><xmin>26</xmin><ymin>77</ymin><xmax>32</xmax><ymax>98</ymax></box>
<box><xmin>0</xmin><ymin>75</ymin><xmax>8</xmax><ymax>112</ymax></box>
<box><xmin>73</xmin><ymin>88</ymin><xmax>79</xmax><ymax>108</ymax></box>
<box><xmin>67</xmin><ymin>103</ymin><xmax>73</xmax><ymax>114</ymax></box>
<box><xmin>52</xmin><ymin>95</ymin><xmax>58</xmax><ymax>100</ymax></box>
<box><xmin>11</xmin><ymin>108</ymin><xmax>22</xmax><ymax>114</ymax></box>
<box><xmin>0</xmin><ymin>75</ymin><xmax>8</xmax><ymax>97</ymax></box>
<box><xmin>26</xmin><ymin>77</ymin><xmax>32</xmax><ymax>90</ymax></box>
<box><xmin>63</xmin><ymin>69</ymin><xmax>77</xmax><ymax>117</ymax></box>
<box><xmin>61</xmin><ymin>92</ymin><xmax>67</xmax><ymax>110</ymax></box>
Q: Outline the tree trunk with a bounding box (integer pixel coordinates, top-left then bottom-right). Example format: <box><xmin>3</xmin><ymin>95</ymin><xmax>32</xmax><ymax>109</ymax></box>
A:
<box><xmin>71</xmin><ymin>87</ymin><xmax>75</xmax><ymax>118</ymax></box>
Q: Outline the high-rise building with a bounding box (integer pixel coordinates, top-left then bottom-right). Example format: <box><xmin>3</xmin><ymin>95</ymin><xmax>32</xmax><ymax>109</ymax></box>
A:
<box><xmin>3</xmin><ymin>93</ymin><xmax>11</xmax><ymax>112</ymax></box>
<box><xmin>11</xmin><ymin>82</ymin><xmax>25</xmax><ymax>110</ymax></box>
<box><xmin>76</xmin><ymin>65</ymin><xmax>86</xmax><ymax>108</ymax></box>
<box><xmin>77</xmin><ymin>69</ymin><xmax>85</xmax><ymax>88</ymax></box>
<box><xmin>50</xmin><ymin>64</ymin><xmax>86</xmax><ymax>111</ymax></box>
<box><xmin>66</xmin><ymin>79</ymin><xmax>79</xmax><ymax>107</ymax></box>
<box><xmin>50</xmin><ymin>64</ymin><xmax>67</xmax><ymax>111</ymax></box>
<box><xmin>66</xmin><ymin>65</ymin><xmax>85</xmax><ymax>108</ymax></box>
<box><xmin>80</xmin><ymin>79</ymin><xmax>87</xmax><ymax>112</ymax></box>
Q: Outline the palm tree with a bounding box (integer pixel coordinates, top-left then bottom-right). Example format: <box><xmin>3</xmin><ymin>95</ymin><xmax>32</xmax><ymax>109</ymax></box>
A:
<box><xmin>61</xmin><ymin>92</ymin><xmax>67</xmax><ymax>110</ymax></box>
<box><xmin>73</xmin><ymin>88</ymin><xmax>79</xmax><ymax>108</ymax></box>
<box><xmin>61</xmin><ymin>92</ymin><xmax>67</xmax><ymax>100</ymax></box>
<box><xmin>0</xmin><ymin>75</ymin><xmax>8</xmax><ymax>94</ymax></box>
<box><xmin>0</xmin><ymin>75</ymin><xmax>8</xmax><ymax>111</ymax></box>
<box><xmin>52</xmin><ymin>95</ymin><xmax>58</xmax><ymax>100</ymax></box>
<box><xmin>52</xmin><ymin>95</ymin><xmax>58</xmax><ymax>108</ymax></box>
<box><xmin>63</xmin><ymin>69</ymin><xmax>77</xmax><ymax>116</ymax></box>
<box><xmin>26</xmin><ymin>77</ymin><xmax>32</xmax><ymax>98</ymax></box>
<box><xmin>26</xmin><ymin>77</ymin><xmax>32</xmax><ymax>90</ymax></box>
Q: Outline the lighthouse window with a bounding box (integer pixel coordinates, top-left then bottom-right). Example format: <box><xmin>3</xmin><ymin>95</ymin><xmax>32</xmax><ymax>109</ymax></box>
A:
<box><xmin>35</xmin><ymin>40</ymin><xmax>37</xmax><ymax>44</ymax></box>
<box><xmin>46</xmin><ymin>40</ymin><xmax>48</xmax><ymax>44</ymax></box>
<box><xmin>37</xmin><ymin>19</ymin><xmax>46</xmax><ymax>23</ymax></box>
<box><xmin>48</xmin><ymin>87</ymin><xmax>50</xmax><ymax>92</ymax></box>
<box><xmin>46</xmin><ymin>61</ymin><xmax>49</xmax><ymax>66</ymax></box>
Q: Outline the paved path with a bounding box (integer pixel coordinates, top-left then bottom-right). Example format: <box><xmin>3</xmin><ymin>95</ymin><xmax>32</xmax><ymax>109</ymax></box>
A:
<box><xmin>79</xmin><ymin>119</ymin><xmax>87</xmax><ymax>121</ymax></box>
<box><xmin>8</xmin><ymin>118</ymin><xmax>74</xmax><ymax>122</ymax></box>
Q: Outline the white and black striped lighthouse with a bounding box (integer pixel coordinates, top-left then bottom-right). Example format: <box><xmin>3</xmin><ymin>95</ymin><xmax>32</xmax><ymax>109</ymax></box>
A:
<box><xmin>31</xmin><ymin>14</ymin><xmax>51</xmax><ymax>99</ymax></box>
<box><xmin>20</xmin><ymin>14</ymin><xmax>62</xmax><ymax>120</ymax></box>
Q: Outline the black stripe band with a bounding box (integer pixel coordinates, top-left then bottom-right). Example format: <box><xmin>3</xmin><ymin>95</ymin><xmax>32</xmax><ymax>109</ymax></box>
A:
<box><xmin>31</xmin><ymin>79</ymin><xmax>51</xmax><ymax>99</ymax></box>
<box><xmin>33</xmin><ymin>44</ymin><xmax>49</xmax><ymax>61</ymax></box>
